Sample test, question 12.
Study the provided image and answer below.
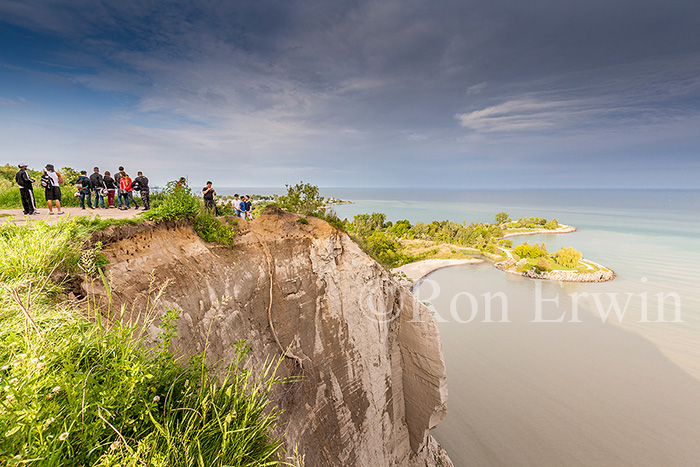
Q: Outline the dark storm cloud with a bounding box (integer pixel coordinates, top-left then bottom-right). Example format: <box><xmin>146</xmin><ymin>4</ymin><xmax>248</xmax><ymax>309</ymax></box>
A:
<box><xmin>1</xmin><ymin>0</ymin><xmax>699</xmax><ymax>187</ymax></box>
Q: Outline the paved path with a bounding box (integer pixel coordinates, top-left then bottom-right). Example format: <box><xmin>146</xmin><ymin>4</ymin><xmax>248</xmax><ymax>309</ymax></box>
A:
<box><xmin>0</xmin><ymin>207</ymin><xmax>144</xmax><ymax>226</ymax></box>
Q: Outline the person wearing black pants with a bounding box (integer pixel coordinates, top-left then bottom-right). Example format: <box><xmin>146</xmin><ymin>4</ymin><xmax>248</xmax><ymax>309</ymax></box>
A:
<box><xmin>202</xmin><ymin>181</ymin><xmax>217</xmax><ymax>215</ymax></box>
<box><xmin>15</xmin><ymin>163</ymin><xmax>38</xmax><ymax>215</ymax></box>
<box><xmin>133</xmin><ymin>171</ymin><xmax>150</xmax><ymax>210</ymax></box>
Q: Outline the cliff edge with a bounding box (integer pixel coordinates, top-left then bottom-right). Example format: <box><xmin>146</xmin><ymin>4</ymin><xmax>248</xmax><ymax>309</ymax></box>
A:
<box><xmin>88</xmin><ymin>208</ymin><xmax>453</xmax><ymax>466</ymax></box>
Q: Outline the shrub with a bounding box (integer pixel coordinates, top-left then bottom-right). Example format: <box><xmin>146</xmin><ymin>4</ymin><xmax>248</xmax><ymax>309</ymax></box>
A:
<box><xmin>192</xmin><ymin>207</ymin><xmax>238</xmax><ymax>246</ymax></box>
<box><xmin>276</xmin><ymin>182</ymin><xmax>325</xmax><ymax>217</ymax></box>
<box><xmin>143</xmin><ymin>180</ymin><xmax>200</xmax><ymax>222</ymax></box>
<box><xmin>535</xmin><ymin>257</ymin><xmax>552</xmax><ymax>273</ymax></box>
<box><xmin>494</xmin><ymin>212</ymin><xmax>511</xmax><ymax>225</ymax></box>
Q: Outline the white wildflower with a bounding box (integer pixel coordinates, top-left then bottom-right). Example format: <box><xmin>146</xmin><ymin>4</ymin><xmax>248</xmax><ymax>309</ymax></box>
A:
<box><xmin>58</xmin><ymin>432</ymin><xmax>69</xmax><ymax>441</ymax></box>
<box><xmin>30</xmin><ymin>357</ymin><xmax>39</xmax><ymax>365</ymax></box>
<box><xmin>9</xmin><ymin>378</ymin><xmax>18</xmax><ymax>386</ymax></box>
<box><xmin>110</xmin><ymin>440</ymin><xmax>120</xmax><ymax>451</ymax></box>
<box><xmin>37</xmin><ymin>362</ymin><xmax>45</xmax><ymax>370</ymax></box>
<box><xmin>45</xmin><ymin>417</ymin><xmax>55</xmax><ymax>425</ymax></box>
<box><xmin>153</xmin><ymin>395</ymin><xmax>160</xmax><ymax>402</ymax></box>
<box><xmin>52</xmin><ymin>386</ymin><xmax>61</xmax><ymax>393</ymax></box>
<box><xmin>5</xmin><ymin>394</ymin><xmax>15</xmax><ymax>403</ymax></box>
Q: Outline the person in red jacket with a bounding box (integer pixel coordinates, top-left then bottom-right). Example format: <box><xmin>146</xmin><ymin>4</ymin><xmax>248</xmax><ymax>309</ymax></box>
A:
<box><xmin>118</xmin><ymin>171</ymin><xmax>139</xmax><ymax>210</ymax></box>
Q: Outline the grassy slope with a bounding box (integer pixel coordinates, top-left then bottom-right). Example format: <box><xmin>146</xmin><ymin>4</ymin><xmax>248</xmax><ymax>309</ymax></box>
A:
<box><xmin>0</xmin><ymin>191</ymin><xmax>295</xmax><ymax>466</ymax></box>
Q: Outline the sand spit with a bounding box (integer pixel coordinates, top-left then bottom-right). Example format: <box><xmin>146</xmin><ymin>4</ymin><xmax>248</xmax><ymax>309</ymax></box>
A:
<box><xmin>393</xmin><ymin>258</ymin><xmax>484</xmax><ymax>286</ymax></box>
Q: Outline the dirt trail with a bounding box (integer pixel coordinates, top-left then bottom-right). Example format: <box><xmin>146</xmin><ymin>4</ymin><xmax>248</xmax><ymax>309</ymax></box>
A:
<box><xmin>0</xmin><ymin>207</ymin><xmax>143</xmax><ymax>225</ymax></box>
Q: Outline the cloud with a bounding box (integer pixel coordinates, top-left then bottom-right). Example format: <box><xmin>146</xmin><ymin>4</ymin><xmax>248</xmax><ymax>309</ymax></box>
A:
<box><xmin>1</xmin><ymin>0</ymin><xmax>699</xmax><ymax>188</ymax></box>
<box><xmin>455</xmin><ymin>99</ymin><xmax>572</xmax><ymax>132</ymax></box>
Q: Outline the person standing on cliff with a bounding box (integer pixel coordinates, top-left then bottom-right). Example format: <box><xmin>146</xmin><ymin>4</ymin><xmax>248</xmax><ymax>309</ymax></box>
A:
<box><xmin>118</xmin><ymin>170</ymin><xmax>139</xmax><ymax>209</ymax></box>
<box><xmin>43</xmin><ymin>164</ymin><xmax>64</xmax><ymax>215</ymax></box>
<box><xmin>15</xmin><ymin>163</ymin><xmax>38</xmax><ymax>215</ymax></box>
<box><xmin>133</xmin><ymin>171</ymin><xmax>150</xmax><ymax>210</ymax></box>
<box><xmin>232</xmin><ymin>194</ymin><xmax>242</xmax><ymax>217</ymax></box>
<box><xmin>202</xmin><ymin>181</ymin><xmax>217</xmax><ymax>214</ymax></box>
<box><xmin>103</xmin><ymin>171</ymin><xmax>117</xmax><ymax>208</ymax></box>
<box><xmin>114</xmin><ymin>166</ymin><xmax>123</xmax><ymax>209</ymax></box>
<box><xmin>74</xmin><ymin>170</ymin><xmax>93</xmax><ymax>210</ymax></box>
<box><xmin>90</xmin><ymin>167</ymin><xmax>106</xmax><ymax>209</ymax></box>
<box><xmin>244</xmin><ymin>195</ymin><xmax>253</xmax><ymax>220</ymax></box>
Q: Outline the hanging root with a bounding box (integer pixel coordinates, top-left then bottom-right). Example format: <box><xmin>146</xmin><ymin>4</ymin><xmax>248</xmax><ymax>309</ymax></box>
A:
<box><xmin>255</xmin><ymin>233</ymin><xmax>304</xmax><ymax>368</ymax></box>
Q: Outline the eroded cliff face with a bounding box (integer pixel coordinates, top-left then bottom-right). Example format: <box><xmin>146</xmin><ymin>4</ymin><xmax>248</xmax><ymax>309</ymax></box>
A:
<box><xmin>89</xmin><ymin>209</ymin><xmax>452</xmax><ymax>466</ymax></box>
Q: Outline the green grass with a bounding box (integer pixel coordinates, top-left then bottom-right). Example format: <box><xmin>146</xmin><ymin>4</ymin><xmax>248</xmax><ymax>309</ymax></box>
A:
<box><xmin>0</xmin><ymin>211</ymin><xmax>294</xmax><ymax>466</ymax></box>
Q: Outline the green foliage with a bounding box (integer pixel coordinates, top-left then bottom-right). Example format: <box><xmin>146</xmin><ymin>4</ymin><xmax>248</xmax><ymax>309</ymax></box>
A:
<box><xmin>0</xmin><ymin>218</ymin><xmax>86</xmax><ymax>289</ymax></box>
<box><xmin>318</xmin><ymin>210</ymin><xmax>346</xmax><ymax>231</ymax></box>
<box><xmin>388</xmin><ymin>220</ymin><xmax>412</xmax><ymax>238</ymax></box>
<box><xmin>351</xmin><ymin>213</ymin><xmax>386</xmax><ymax>237</ymax></box>
<box><xmin>276</xmin><ymin>182</ymin><xmax>325</xmax><ymax>217</ymax></box>
<box><xmin>143</xmin><ymin>180</ymin><xmax>200</xmax><ymax>223</ymax></box>
<box><xmin>498</xmin><ymin>239</ymin><xmax>513</xmax><ymax>248</ymax></box>
<box><xmin>513</xmin><ymin>242</ymin><xmax>548</xmax><ymax>259</ymax></box>
<box><xmin>360</xmin><ymin>231</ymin><xmax>415</xmax><ymax>269</ymax></box>
<box><xmin>516</xmin><ymin>216</ymin><xmax>548</xmax><ymax>229</ymax></box>
<box><xmin>544</xmin><ymin>218</ymin><xmax>559</xmax><ymax>229</ymax></box>
<box><xmin>494</xmin><ymin>212</ymin><xmax>511</xmax><ymax>225</ymax></box>
<box><xmin>191</xmin><ymin>208</ymin><xmax>238</xmax><ymax>246</ymax></box>
<box><xmin>0</xmin><ymin>164</ymin><xmax>81</xmax><ymax>209</ymax></box>
<box><xmin>0</xmin><ymin>216</ymin><xmax>286</xmax><ymax>466</ymax></box>
<box><xmin>555</xmin><ymin>247</ymin><xmax>582</xmax><ymax>268</ymax></box>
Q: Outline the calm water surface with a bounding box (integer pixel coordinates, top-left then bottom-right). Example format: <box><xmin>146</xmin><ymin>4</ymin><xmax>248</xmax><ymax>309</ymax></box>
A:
<box><xmin>333</xmin><ymin>189</ymin><xmax>700</xmax><ymax>466</ymax></box>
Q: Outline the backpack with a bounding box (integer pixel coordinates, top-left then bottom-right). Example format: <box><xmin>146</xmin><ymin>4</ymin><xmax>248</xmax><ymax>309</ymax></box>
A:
<box><xmin>40</xmin><ymin>173</ymin><xmax>53</xmax><ymax>189</ymax></box>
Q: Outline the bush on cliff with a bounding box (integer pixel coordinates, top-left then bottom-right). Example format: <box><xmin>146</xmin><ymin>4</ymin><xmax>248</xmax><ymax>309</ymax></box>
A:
<box><xmin>276</xmin><ymin>181</ymin><xmax>326</xmax><ymax>217</ymax></box>
<box><xmin>0</xmin><ymin>217</ymin><xmax>290</xmax><ymax>466</ymax></box>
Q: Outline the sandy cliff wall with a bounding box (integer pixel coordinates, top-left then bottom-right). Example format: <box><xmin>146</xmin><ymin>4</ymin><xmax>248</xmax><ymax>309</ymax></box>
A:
<box><xmin>89</xmin><ymin>209</ymin><xmax>453</xmax><ymax>467</ymax></box>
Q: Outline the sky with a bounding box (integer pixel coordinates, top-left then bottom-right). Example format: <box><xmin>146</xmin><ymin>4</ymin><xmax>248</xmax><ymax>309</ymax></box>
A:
<box><xmin>1</xmin><ymin>0</ymin><xmax>699</xmax><ymax>189</ymax></box>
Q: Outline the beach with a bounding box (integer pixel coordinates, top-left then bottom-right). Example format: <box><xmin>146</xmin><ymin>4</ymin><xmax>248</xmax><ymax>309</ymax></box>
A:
<box><xmin>392</xmin><ymin>258</ymin><xmax>484</xmax><ymax>285</ymax></box>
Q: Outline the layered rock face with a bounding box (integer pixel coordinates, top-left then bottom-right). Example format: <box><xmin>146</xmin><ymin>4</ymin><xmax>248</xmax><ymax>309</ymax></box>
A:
<box><xmin>90</xmin><ymin>209</ymin><xmax>452</xmax><ymax>466</ymax></box>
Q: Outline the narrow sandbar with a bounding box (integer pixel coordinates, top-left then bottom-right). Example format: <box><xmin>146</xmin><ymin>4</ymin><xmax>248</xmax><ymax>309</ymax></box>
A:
<box><xmin>392</xmin><ymin>258</ymin><xmax>483</xmax><ymax>284</ymax></box>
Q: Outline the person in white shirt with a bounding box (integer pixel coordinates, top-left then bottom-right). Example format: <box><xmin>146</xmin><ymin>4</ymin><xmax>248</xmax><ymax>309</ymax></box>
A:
<box><xmin>232</xmin><ymin>194</ymin><xmax>243</xmax><ymax>218</ymax></box>
<box><xmin>43</xmin><ymin>164</ymin><xmax>64</xmax><ymax>215</ymax></box>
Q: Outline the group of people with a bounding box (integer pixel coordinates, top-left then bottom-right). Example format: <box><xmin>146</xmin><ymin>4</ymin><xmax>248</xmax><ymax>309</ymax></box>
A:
<box><xmin>201</xmin><ymin>182</ymin><xmax>252</xmax><ymax>220</ymax></box>
<box><xmin>73</xmin><ymin>166</ymin><xmax>150</xmax><ymax>211</ymax></box>
<box><xmin>15</xmin><ymin>163</ymin><xmax>150</xmax><ymax>215</ymax></box>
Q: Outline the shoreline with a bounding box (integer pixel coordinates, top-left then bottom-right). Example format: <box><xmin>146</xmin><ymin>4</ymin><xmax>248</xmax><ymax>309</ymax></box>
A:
<box><xmin>392</xmin><ymin>258</ymin><xmax>484</xmax><ymax>286</ymax></box>
<box><xmin>393</xmin><ymin>223</ymin><xmax>615</xmax><ymax>284</ymax></box>
<box><xmin>501</xmin><ymin>224</ymin><xmax>577</xmax><ymax>238</ymax></box>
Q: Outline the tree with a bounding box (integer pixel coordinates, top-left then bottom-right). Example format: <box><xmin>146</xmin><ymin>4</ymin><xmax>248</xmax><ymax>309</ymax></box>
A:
<box><xmin>555</xmin><ymin>247</ymin><xmax>582</xmax><ymax>268</ymax></box>
<box><xmin>545</xmin><ymin>218</ymin><xmax>559</xmax><ymax>229</ymax></box>
<box><xmin>276</xmin><ymin>181</ymin><xmax>326</xmax><ymax>216</ymax></box>
<box><xmin>352</xmin><ymin>212</ymin><xmax>386</xmax><ymax>237</ymax></box>
<box><xmin>514</xmin><ymin>242</ymin><xmax>546</xmax><ymax>258</ymax></box>
<box><xmin>494</xmin><ymin>212</ymin><xmax>511</xmax><ymax>225</ymax></box>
